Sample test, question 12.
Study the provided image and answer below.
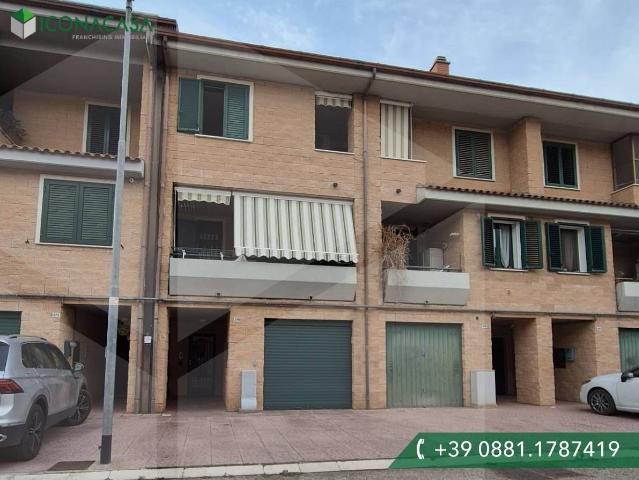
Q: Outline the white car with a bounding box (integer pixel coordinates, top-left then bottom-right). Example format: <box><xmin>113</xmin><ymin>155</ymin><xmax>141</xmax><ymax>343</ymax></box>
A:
<box><xmin>580</xmin><ymin>366</ymin><xmax>639</xmax><ymax>415</ymax></box>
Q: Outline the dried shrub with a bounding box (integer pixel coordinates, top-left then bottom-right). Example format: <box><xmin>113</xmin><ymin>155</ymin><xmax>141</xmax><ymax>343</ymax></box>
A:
<box><xmin>381</xmin><ymin>225</ymin><xmax>412</xmax><ymax>270</ymax></box>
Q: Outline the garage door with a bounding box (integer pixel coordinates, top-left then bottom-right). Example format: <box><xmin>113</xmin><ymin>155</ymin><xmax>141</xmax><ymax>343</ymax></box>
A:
<box><xmin>264</xmin><ymin>320</ymin><xmax>352</xmax><ymax>410</ymax></box>
<box><xmin>0</xmin><ymin>312</ymin><xmax>21</xmax><ymax>335</ymax></box>
<box><xmin>619</xmin><ymin>328</ymin><xmax>639</xmax><ymax>372</ymax></box>
<box><xmin>387</xmin><ymin>323</ymin><xmax>462</xmax><ymax>407</ymax></box>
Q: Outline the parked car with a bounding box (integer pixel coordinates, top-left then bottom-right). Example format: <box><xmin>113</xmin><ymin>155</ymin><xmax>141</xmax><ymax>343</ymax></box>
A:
<box><xmin>0</xmin><ymin>336</ymin><xmax>92</xmax><ymax>460</ymax></box>
<box><xmin>580</xmin><ymin>366</ymin><xmax>639</xmax><ymax>415</ymax></box>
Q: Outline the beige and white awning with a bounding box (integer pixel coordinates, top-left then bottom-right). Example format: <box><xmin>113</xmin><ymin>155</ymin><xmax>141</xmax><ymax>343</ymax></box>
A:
<box><xmin>234</xmin><ymin>192</ymin><xmax>358</xmax><ymax>263</ymax></box>
<box><xmin>175</xmin><ymin>186</ymin><xmax>231</xmax><ymax>205</ymax></box>
<box><xmin>315</xmin><ymin>91</ymin><xmax>352</xmax><ymax>108</ymax></box>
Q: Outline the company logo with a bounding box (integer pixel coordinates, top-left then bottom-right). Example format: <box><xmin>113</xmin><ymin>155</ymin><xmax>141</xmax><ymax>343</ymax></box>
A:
<box><xmin>8</xmin><ymin>6</ymin><xmax>154</xmax><ymax>40</ymax></box>
<box><xmin>11</xmin><ymin>8</ymin><xmax>36</xmax><ymax>39</ymax></box>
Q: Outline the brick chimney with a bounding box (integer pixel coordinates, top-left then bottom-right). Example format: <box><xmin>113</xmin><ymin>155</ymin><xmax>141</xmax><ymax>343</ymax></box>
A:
<box><xmin>430</xmin><ymin>56</ymin><xmax>450</xmax><ymax>75</ymax></box>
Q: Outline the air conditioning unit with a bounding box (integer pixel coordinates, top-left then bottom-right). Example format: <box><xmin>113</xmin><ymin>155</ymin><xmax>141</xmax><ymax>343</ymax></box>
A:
<box><xmin>422</xmin><ymin>247</ymin><xmax>444</xmax><ymax>269</ymax></box>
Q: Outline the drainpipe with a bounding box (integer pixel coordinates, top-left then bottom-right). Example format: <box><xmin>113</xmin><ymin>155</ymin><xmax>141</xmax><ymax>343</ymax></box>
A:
<box><xmin>362</xmin><ymin>68</ymin><xmax>376</xmax><ymax>410</ymax></box>
<box><xmin>138</xmin><ymin>35</ymin><xmax>167</xmax><ymax>414</ymax></box>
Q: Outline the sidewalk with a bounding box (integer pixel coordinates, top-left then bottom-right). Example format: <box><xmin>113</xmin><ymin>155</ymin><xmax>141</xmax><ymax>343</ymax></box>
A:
<box><xmin>0</xmin><ymin>400</ymin><xmax>635</xmax><ymax>476</ymax></box>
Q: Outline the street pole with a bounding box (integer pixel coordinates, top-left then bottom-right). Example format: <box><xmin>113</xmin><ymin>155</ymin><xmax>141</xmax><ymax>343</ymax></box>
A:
<box><xmin>100</xmin><ymin>0</ymin><xmax>133</xmax><ymax>465</ymax></box>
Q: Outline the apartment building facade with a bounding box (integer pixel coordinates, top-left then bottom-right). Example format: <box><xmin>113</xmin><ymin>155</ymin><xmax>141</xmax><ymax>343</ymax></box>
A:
<box><xmin>1</xmin><ymin>0</ymin><xmax>638</xmax><ymax>414</ymax></box>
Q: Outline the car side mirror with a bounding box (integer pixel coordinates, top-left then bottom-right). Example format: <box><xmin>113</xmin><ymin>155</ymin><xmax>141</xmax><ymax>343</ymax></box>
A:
<box><xmin>621</xmin><ymin>371</ymin><xmax>634</xmax><ymax>382</ymax></box>
<box><xmin>73</xmin><ymin>362</ymin><xmax>84</xmax><ymax>375</ymax></box>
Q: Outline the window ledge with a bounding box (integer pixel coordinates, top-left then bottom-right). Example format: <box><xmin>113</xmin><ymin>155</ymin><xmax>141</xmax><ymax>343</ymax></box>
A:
<box><xmin>195</xmin><ymin>133</ymin><xmax>252</xmax><ymax>143</ymax></box>
<box><xmin>315</xmin><ymin>148</ymin><xmax>354</xmax><ymax>156</ymax></box>
<box><xmin>556</xmin><ymin>271</ymin><xmax>590</xmax><ymax>276</ymax></box>
<box><xmin>453</xmin><ymin>175</ymin><xmax>496</xmax><ymax>182</ymax></box>
<box><xmin>36</xmin><ymin>241</ymin><xmax>112</xmax><ymax>249</ymax></box>
<box><xmin>489</xmin><ymin>268</ymin><xmax>528</xmax><ymax>273</ymax></box>
<box><xmin>382</xmin><ymin>156</ymin><xmax>428</xmax><ymax>164</ymax></box>
<box><xmin>545</xmin><ymin>184</ymin><xmax>580</xmax><ymax>191</ymax></box>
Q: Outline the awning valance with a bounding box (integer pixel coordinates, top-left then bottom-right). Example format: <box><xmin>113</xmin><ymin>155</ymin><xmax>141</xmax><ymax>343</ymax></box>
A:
<box><xmin>315</xmin><ymin>92</ymin><xmax>352</xmax><ymax>109</ymax></box>
<box><xmin>175</xmin><ymin>186</ymin><xmax>231</xmax><ymax>204</ymax></box>
<box><xmin>233</xmin><ymin>192</ymin><xmax>358</xmax><ymax>263</ymax></box>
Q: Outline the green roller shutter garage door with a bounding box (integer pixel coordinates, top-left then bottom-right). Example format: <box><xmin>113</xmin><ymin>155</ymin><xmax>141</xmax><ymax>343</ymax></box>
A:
<box><xmin>387</xmin><ymin>323</ymin><xmax>463</xmax><ymax>407</ymax></box>
<box><xmin>264</xmin><ymin>320</ymin><xmax>352</xmax><ymax>410</ymax></box>
<box><xmin>0</xmin><ymin>312</ymin><xmax>21</xmax><ymax>335</ymax></box>
<box><xmin>619</xmin><ymin>329</ymin><xmax>639</xmax><ymax>372</ymax></box>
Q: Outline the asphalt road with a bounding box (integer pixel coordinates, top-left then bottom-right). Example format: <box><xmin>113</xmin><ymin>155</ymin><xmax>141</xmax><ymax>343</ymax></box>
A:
<box><xmin>191</xmin><ymin>468</ymin><xmax>639</xmax><ymax>480</ymax></box>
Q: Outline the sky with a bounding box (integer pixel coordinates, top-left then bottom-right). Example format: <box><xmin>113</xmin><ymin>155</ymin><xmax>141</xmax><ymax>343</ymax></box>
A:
<box><xmin>89</xmin><ymin>0</ymin><xmax>639</xmax><ymax>103</ymax></box>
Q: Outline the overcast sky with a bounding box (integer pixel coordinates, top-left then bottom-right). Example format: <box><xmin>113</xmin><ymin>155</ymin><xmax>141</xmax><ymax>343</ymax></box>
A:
<box><xmin>91</xmin><ymin>0</ymin><xmax>638</xmax><ymax>103</ymax></box>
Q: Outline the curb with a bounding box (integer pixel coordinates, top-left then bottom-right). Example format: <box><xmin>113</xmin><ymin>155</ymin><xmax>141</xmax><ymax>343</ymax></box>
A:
<box><xmin>0</xmin><ymin>459</ymin><xmax>394</xmax><ymax>480</ymax></box>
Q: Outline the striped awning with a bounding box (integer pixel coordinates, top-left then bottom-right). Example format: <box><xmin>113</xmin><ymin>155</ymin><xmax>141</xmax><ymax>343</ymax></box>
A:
<box><xmin>175</xmin><ymin>186</ymin><xmax>231</xmax><ymax>204</ymax></box>
<box><xmin>233</xmin><ymin>192</ymin><xmax>358</xmax><ymax>263</ymax></box>
<box><xmin>315</xmin><ymin>92</ymin><xmax>352</xmax><ymax>109</ymax></box>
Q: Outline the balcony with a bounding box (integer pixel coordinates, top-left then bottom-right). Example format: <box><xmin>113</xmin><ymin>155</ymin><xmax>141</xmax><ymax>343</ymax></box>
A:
<box><xmin>613</xmin><ymin>229</ymin><xmax>639</xmax><ymax>312</ymax></box>
<box><xmin>380</xmin><ymin>217</ymin><xmax>470</xmax><ymax>306</ymax></box>
<box><xmin>169</xmin><ymin>188</ymin><xmax>358</xmax><ymax>301</ymax></box>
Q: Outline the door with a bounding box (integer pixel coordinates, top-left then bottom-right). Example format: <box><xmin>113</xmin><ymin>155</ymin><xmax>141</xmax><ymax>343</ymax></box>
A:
<box><xmin>387</xmin><ymin>323</ymin><xmax>463</xmax><ymax>407</ymax></box>
<box><xmin>22</xmin><ymin>343</ymin><xmax>67</xmax><ymax>414</ymax></box>
<box><xmin>264</xmin><ymin>320</ymin><xmax>352</xmax><ymax>410</ymax></box>
<box><xmin>619</xmin><ymin>329</ymin><xmax>639</xmax><ymax>372</ymax></box>
<box><xmin>187</xmin><ymin>334</ymin><xmax>216</xmax><ymax>397</ymax></box>
<box><xmin>45</xmin><ymin>343</ymin><xmax>78</xmax><ymax>410</ymax></box>
<box><xmin>492</xmin><ymin>337</ymin><xmax>506</xmax><ymax>395</ymax></box>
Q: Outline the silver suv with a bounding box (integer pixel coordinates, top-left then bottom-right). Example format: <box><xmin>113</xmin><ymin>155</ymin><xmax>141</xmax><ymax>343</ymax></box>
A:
<box><xmin>0</xmin><ymin>336</ymin><xmax>92</xmax><ymax>460</ymax></box>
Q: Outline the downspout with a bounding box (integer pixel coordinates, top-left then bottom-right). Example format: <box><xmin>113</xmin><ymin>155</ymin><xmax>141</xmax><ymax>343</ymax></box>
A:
<box><xmin>138</xmin><ymin>34</ymin><xmax>168</xmax><ymax>413</ymax></box>
<box><xmin>362</xmin><ymin>67</ymin><xmax>376</xmax><ymax>410</ymax></box>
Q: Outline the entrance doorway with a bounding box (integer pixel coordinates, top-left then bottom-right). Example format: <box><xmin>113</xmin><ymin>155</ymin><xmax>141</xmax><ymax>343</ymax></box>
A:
<box><xmin>491</xmin><ymin>320</ymin><xmax>516</xmax><ymax>399</ymax></box>
<box><xmin>167</xmin><ymin>308</ymin><xmax>229</xmax><ymax>411</ymax></box>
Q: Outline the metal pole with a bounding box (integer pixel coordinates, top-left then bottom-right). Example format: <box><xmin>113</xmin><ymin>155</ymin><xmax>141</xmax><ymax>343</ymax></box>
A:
<box><xmin>100</xmin><ymin>0</ymin><xmax>133</xmax><ymax>465</ymax></box>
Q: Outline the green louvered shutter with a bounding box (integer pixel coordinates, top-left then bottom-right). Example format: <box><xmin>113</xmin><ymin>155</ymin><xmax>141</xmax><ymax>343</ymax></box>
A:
<box><xmin>223</xmin><ymin>83</ymin><xmax>249</xmax><ymax>140</ymax></box>
<box><xmin>86</xmin><ymin>105</ymin><xmax>120</xmax><ymax>155</ymax></box>
<box><xmin>523</xmin><ymin>220</ymin><xmax>543</xmax><ymax>269</ymax></box>
<box><xmin>560</xmin><ymin>144</ymin><xmax>577</xmax><ymax>188</ymax></box>
<box><xmin>41</xmin><ymin>180</ymin><xmax>79</xmax><ymax>244</ymax></box>
<box><xmin>455</xmin><ymin>129</ymin><xmax>492</xmax><ymax>179</ymax></box>
<box><xmin>545</xmin><ymin>223</ymin><xmax>562</xmax><ymax>271</ymax></box>
<box><xmin>78</xmin><ymin>183</ymin><xmax>114</xmax><ymax>245</ymax></box>
<box><xmin>481</xmin><ymin>216</ymin><xmax>495</xmax><ymax>267</ymax></box>
<box><xmin>619</xmin><ymin>329</ymin><xmax>639</xmax><ymax>372</ymax></box>
<box><xmin>0</xmin><ymin>312</ymin><xmax>21</xmax><ymax>335</ymax></box>
<box><xmin>177</xmin><ymin>77</ymin><xmax>201</xmax><ymax>133</ymax></box>
<box><xmin>586</xmin><ymin>225</ymin><xmax>607</xmax><ymax>273</ymax></box>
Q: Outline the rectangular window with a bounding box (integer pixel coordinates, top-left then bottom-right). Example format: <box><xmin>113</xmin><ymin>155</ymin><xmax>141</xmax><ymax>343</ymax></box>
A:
<box><xmin>481</xmin><ymin>217</ymin><xmax>543</xmax><ymax>270</ymax></box>
<box><xmin>177</xmin><ymin>77</ymin><xmax>251</xmax><ymax>141</ymax></box>
<box><xmin>315</xmin><ymin>93</ymin><xmax>352</xmax><ymax>152</ymax></box>
<box><xmin>612</xmin><ymin>134</ymin><xmax>639</xmax><ymax>189</ymax></box>
<box><xmin>454</xmin><ymin>129</ymin><xmax>493</xmax><ymax>180</ymax></box>
<box><xmin>86</xmin><ymin>104</ymin><xmax>120</xmax><ymax>155</ymax></box>
<box><xmin>543</xmin><ymin>141</ymin><xmax>578</xmax><ymax>188</ymax></box>
<box><xmin>380</xmin><ymin>101</ymin><xmax>411</xmax><ymax>159</ymax></box>
<box><xmin>545</xmin><ymin>223</ymin><xmax>606</xmax><ymax>273</ymax></box>
<box><xmin>40</xmin><ymin>179</ymin><xmax>114</xmax><ymax>246</ymax></box>
<box><xmin>0</xmin><ymin>311</ymin><xmax>21</xmax><ymax>336</ymax></box>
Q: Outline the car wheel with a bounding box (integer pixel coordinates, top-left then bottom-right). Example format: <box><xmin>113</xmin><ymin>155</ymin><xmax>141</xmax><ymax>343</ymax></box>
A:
<box><xmin>588</xmin><ymin>388</ymin><xmax>617</xmax><ymax>415</ymax></box>
<box><xmin>62</xmin><ymin>388</ymin><xmax>92</xmax><ymax>426</ymax></box>
<box><xmin>12</xmin><ymin>404</ymin><xmax>45</xmax><ymax>461</ymax></box>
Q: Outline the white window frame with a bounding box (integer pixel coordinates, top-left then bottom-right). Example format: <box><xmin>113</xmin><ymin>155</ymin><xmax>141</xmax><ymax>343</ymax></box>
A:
<box><xmin>380</xmin><ymin>99</ymin><xmax>412</xmax><ymax>161</ymax></box>
<box><xmin>557</xmin><ymin>224</ymin><xmax>588</xmax><ymax>273</ymax></box>
<box><xmin>492</xmin><ymin>218</ymin><xmax>523</xmax><ymax>270</ymax></box>
<box><xmin>35</xmin><ymin>174</ymin><xmax>115</xmax><ymax>249</ymax></box>
<box><xmin>452</xmin><ymin>126</ymin><xmax>496</xmax><ymax>181</ymax></box>
<box><xmin>82</xmin><ymin>101</ymin><xmax>131</xmax><ymax>156</ymax></box>
<box><xmin>541</xmin><ymin>138</ymin><xmax>580</xmax><ymax>191</ymax></box>
<box><xmin>195</xmin><ymin>74</ymin><xmax>254</xmax><ymax>143</ymax></box>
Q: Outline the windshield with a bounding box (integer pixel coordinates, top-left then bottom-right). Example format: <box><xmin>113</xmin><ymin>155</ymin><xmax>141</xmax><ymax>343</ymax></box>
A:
<box><xmin>0</xmin><ymin>342</ymin><xmax>9</xmax><ymax>371</ymax></box>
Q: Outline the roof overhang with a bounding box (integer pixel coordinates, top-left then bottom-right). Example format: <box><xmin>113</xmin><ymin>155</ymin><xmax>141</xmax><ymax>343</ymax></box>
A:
<box><xmin>163</xmin><ymin>35</ymin><xmax>639</xmax><ymax>143</ymax></box>
<box><xmin>0</xmin><ymin>147</ymin><xmax>144</xmax><ymax>178</ymax></box>
<box><xmin>413</xmin><ymin>186</ymin><xmax>639</xmax><ymax>229</ymax></box>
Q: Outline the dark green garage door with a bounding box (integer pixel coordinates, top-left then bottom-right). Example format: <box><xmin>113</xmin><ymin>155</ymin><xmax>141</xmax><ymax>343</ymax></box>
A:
<box><xmin>0</xmin><ymin>312</ymin><xmax>21</xmax><ymax>335</ymax></box>
<box><xmin>264</xmin><ymin>320</ymin><xmax>352</xmax><ymax>410</ymax></box>
<box><xmin>387</xmin><ymin>323</ymin><xmax>462</xmax><ymax>407</ymax></box>
<box><xmin>619</xmin><ymin>329</ymin><xmax>639</xmax><ymax>372</ymax></box>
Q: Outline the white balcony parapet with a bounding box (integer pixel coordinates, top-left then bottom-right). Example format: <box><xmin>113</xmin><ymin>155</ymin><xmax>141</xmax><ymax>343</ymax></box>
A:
<box><xmin>617</xmin><ymin>281</ymin><xmax>639</xmax><ymax>312</ymax></box>
<box><xmin>384</xmin><ymin>269</ymin><xmax>470</xmax><ymax>305</ymax></box>
<box><xmin>169</xmin><ymin>257</ymin><xmax>356</xmax><ymax>301</ymax></box>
